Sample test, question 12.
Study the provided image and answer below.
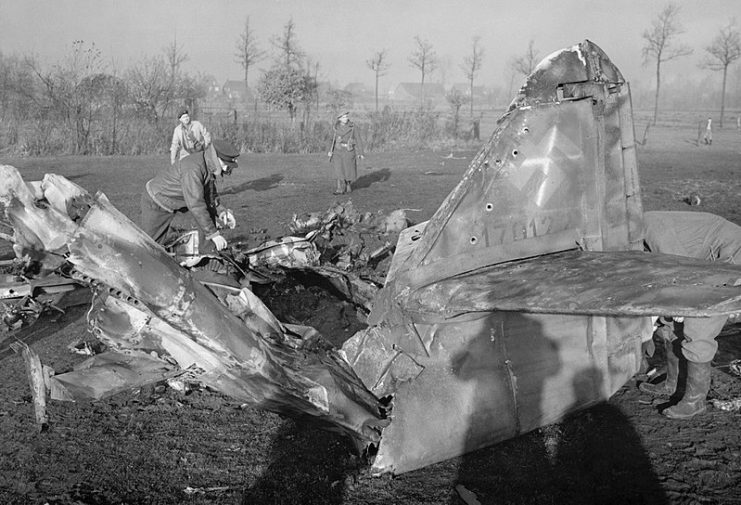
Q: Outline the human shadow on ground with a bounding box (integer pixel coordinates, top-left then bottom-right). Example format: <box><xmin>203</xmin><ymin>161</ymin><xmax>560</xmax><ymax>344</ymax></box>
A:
<box><xmin>221</xmin><ymin>173</ymin><xmax>283</xmax><ymax>195</ymax></box>
<box><xmin>241</xmin><ymin>418</ymin><xmax>360</xmax><ymax>505</ymax></box>
<box><xmin>451</xmin><ymin>313</ymin><xmax>668</xmax><ymax>505</ymax></box>
<box><xmin>352</xmin><ymin>168</ymin><xmax>391</xmax><ymax>190</ymax></box>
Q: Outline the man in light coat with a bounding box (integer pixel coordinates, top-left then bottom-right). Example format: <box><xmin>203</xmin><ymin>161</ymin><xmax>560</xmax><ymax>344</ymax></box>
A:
<box><xmin>170</xmin><ymin>107</ymin><xmax>212</xmax><ymax>164</ymax></box>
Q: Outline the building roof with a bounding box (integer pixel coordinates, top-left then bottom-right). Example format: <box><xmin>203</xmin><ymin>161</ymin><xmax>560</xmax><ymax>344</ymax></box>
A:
<box><xmin>390</xmin><ymin>82</ymin><xmax>446</xmax><ymax>100</ymax></box>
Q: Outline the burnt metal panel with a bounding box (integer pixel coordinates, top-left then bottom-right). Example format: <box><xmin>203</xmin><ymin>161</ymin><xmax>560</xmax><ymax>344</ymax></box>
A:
<box><xmin>405</xmin><ymin>249</ymin><xmax>741</xmax><ymax>318</ymax></box>
<box><xmin>368</xmin><ymin>310</ymin><xmax>644</xmax><ymax>475</ymax></box>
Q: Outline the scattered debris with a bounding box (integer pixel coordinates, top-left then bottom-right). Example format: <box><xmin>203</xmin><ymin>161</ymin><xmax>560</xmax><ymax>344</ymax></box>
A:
<box><xmin>183</xmin><ymin>486</ymin><xmax>232</xmax><ymax>495</ymax></box>
<box><xmin>683</xmin><ymin>193</ymin><xmax>702</xmax><ymax>206</ymax></box>
<box><xmin>542</xmin><ymin>424</ymin><xmax>562</xmax><ymax>464</ymax></box>
<box><xmin>67</xmin><ymin>339</ymin><xmax>105</xmax><ymax>356</ymax></box>
<box><xmin>455</xmin><ymin>484</ymin><xmax>482</xmax><ymax>505</ymax></box>
<box><xmin>0</xmin><ymin>166</ymin><xmax>389</xmax><ymax>449</ymax></box>
<box><xmin>729</xmin><ymin>359</ymin><xmax>741</xmax><ymax>377</ymax></box>
<box><xmin>710</xmin><ymin>398</ymin><xmax>741</xmax><ymax>412</ymax></box>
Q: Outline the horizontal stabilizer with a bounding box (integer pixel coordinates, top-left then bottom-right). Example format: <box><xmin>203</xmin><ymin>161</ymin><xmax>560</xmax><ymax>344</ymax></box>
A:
<box><xmin>404</xmin><ymin>249</ymin><xmax>741</xmax><ymax>318</ymax></box>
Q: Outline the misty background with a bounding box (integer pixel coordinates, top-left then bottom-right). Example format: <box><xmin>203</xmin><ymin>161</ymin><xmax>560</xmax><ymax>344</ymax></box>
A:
<box><xmin>0</xmin><ymin>0</ymin><xmax>739</xmax><ymax>156</ymax></box>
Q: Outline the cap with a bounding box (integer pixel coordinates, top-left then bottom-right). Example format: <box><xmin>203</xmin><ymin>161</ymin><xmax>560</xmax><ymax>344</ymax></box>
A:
<box><xmin>337</xmin><ymin>111</ymin><xmax>349</xmax><ymax>119</ymax></box>
<box><xmin>212</xmin><ymin>139</ymin><xmax>240</xmax><ymax>169</ymax></box>
<box><xmin>177</xmin><ymin>107</ymin><xmax>189</xmax><ymax>119</ymax></box>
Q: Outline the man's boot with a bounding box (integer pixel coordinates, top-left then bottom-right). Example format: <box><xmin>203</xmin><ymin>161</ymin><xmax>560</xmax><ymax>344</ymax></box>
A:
<box><xmin>662</xmin><ymin>361</ymin><xmax>711</xmax><ymax>420</ymax></box>
<box><xmin>345</xmin><ymin>180</ymin><xmax>352</xmax><ymax>193</ymax></box>
<box><xmin>639</xmin><ymin>338</ymin><xmax>679</xmax><ymax>396</ymax></box>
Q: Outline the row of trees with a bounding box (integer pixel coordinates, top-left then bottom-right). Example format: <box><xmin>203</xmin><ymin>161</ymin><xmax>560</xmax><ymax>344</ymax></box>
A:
<box><xmin>235</xmin><ymin>4</ymin><xmax>740</xmax><ymax>135</ymax></box>
<box><xmin>0</xmin><ymin>4</ymin><xmax>738</xmax><ymax>156</ymax></box>
<box><xmin>0</xmin><ymin>38</ymin><xmax>209</xmax><ymax>155</ymax></box>
<box><xmin>642</xmin><ymin>4</ymin><xmax>740</xmax><ymax>127</ymax></box>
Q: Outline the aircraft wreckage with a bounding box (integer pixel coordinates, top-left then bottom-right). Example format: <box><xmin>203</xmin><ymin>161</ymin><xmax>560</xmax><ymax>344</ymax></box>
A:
<box><xmin>3</xmin><ymin>40</ymin><xmax>741</xmax><ymax>475</ymax></box>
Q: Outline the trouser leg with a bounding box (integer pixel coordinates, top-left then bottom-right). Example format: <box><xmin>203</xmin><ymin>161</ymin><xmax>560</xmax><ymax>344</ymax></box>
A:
<box><xmin>140</xmin><ymin>192</ymin><xmax>174</xmax><ymax>245</ymax></box>
<box><xmin>680</xmin><ymin>316</ymin><xmax>725</xmax><ymax>363</ymax></box>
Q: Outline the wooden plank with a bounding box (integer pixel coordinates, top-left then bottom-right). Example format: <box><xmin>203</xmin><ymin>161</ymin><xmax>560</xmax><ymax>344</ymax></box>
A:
<box><xmin>10</xmin><ymin>342</ymin><xmax>48</xmax><ymax>431</ymax></box>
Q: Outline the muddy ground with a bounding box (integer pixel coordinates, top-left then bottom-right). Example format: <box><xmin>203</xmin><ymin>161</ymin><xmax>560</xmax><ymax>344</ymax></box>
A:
<box><xmin>1</xmin><ymin>124</ymin><xmax>741</xmax><ymax>504</ymax></box>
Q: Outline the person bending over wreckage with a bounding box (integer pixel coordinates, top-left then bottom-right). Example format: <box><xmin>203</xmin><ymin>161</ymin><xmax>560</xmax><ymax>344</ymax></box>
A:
<box><xmin>641</xmin><ymin>210</ymin><xmax>741</xmax><ymax>419</ymax></box>
<box><xmin>141</xmin><ymin>139</ymin><xmax>240</xmax><ymax>251</ymax></box>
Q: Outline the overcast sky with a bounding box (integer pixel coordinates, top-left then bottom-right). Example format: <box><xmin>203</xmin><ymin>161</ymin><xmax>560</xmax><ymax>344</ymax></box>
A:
<box><xmin>1</xmin><ymin>0</ymin><xmax>738</xmax><ymax>91</ymax></box>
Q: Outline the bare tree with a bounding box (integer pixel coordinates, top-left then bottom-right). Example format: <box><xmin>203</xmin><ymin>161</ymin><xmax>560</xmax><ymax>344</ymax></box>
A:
<box><xmin>408</xmin><ymin>36</ymin><xmax>438</xmax><ymax>105</ymax></box>
<box><xmin>446</xmin><ymin>88</ymin><xmax>468</xmax><ymax>138</ymax></box>
<box><xmin>366</xmin><ymin>49</ymin><xmax>390</xmax><ymax>112</ymax></box>
<box><xmin>164</xmin><ymin>39</ymin><xmax>188</xmax><ymax>115</ymax></box>
<box><xmin>642</xmin><ymin>3</ymin><xmax>693</xmax><ymax>125</ymax></box>
<box><xmin>164</xmin><ymin>39</ymin><xmax>188</xmax><ymax>83</ymax></box>
<box><xmin>104</xmin><ymin>59</ymin><xmax>129</xmax><ymax>155</ymax></box>
<box><xmin>461</xmin><ymin>36</ymin><xmax>484</xmax><ymax>118</ymax></box>
<box><xmin>311</xmin><ymin>60</ymin><xmax>320</xmax><ymax>114</ymax></box>
<box><xmin>0</xmin><ymin>53</ymin><xmax>38</xmax><ymax>119</ymax></box>
<box><xmin>234</xmin><ymin>16</ymin><xmax>265</xmax><ymax>91</ymax></box>
<box><xmin>701</xmin><ymin>20</ymin><xmax>741</xmax><ymax>127</ymax></box>
<box><xmin>27</xmin><ymin>40</ymin><xmax>106</xmax><ymax>153</ymax></box>
<box><xmin>271</xmin><ymin>17</ymin><xmax>304</xmax><ymax>70</ymax></box>
<box><xmin>300</xmin><ymin>57</ymin><xmax>319</xmax><ymax>127</ymax></box>
<box><xmin>510</xmin><ymin>40</ymin><xmax>539</xmax><ymax>77</ymax></box>
<box><xmin>126</xmin><ymin>55</ymin><xmax>174</xmax><ymax>124</ymax></box>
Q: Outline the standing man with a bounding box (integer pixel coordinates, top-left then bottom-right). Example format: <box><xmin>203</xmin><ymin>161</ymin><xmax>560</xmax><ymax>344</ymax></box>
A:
<box><xmin>328</xmin><ymin>111</ymin><xmax>364</xmax><ymax>195</ymax></box>
<box><xmin>142</xmin><ymin>139</ymin><xmax>239</xmax><ymax>251</ymax></box>
<box><xmin>640</xmin><ymin>211</ymin><xmax>741</xmax><ymax>419</ymax></box>
<box><xmin>171</xmin><ymin>107</ymin><xmax>212</xmax><ymax>164</ymax></box>
<box><xmin>702</xmin><ymin>117</ymin><xmax>713</xmax><ymax>145</ymax></box>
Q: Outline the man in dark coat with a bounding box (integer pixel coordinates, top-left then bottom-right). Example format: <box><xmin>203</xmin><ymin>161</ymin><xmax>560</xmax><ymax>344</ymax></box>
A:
<box><xmin>141</xmin><ymin>139</ymin><xmax>240</xmax><ymax>251</ymax></box>
<box><xmin>641</xmin><ymin>211</ymin><xmax>741</xmax><ymax>419</ymax></box>
<box><xmin>328</xmin><ymin>111</ymin><xmax>364</xmax><ymax>194</ymax></box>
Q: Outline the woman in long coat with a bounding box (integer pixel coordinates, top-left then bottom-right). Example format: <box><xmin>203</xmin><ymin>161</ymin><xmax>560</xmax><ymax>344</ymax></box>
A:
<box><xmin>328</xmin><ymin>111</ymin><xmax>364</xmax><ymax>194</ymax></box>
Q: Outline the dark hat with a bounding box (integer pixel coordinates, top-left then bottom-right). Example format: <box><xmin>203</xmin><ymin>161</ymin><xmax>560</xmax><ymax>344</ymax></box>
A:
<box><xmin>177</xmin><ymin>107</ymin><xmax>189</xmax><ymax>119</ymax></box>
<box><xmin>212</xmin><ymin>139</ymin><xmax>240</xmax><ymax>169</ymax></box>
<box><xmin>337</xmin><ymin>111</ymin><xmax>349</xmax><ymax>119</ymax></box>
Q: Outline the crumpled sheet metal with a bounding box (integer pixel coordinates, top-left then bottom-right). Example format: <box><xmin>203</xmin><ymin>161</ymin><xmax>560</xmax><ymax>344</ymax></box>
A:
<box><xmin>341</xmin><ymin>326</ymin><xmax>424</xmax><ymax>396</ymax></box>
<box><xmin>0</xmin><ymin>164</ymin><xmax>387</xmax><ymax>447</ymax></box>
<box><xmin>245</xmin><ymin>236</ymin><xmax>321</xmax><ymax>268</ymax></box>
<box><xmin>49</xmin><ymin>350</ymin><xmax>178</xmax><ymax>401</ymax></box>
<box><xmin>344</xmin><ymin>312</ymin><xmax>648</xmax><ymax>475</ymax></box>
